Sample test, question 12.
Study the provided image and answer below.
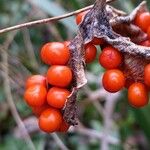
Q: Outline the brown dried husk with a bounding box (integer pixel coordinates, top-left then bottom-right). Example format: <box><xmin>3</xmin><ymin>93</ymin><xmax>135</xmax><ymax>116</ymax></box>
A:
<box><xmin>63</xmin><ymin>0</ymin><xmax>150</xmax><ymax>125</ymax></box>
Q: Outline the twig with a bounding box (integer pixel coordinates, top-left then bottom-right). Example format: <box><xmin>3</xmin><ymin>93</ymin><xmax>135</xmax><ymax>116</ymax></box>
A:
<box><xmin>3</xmin><ymin>31</ymin><xmax>18</xmax><ymax>48</ymax></box>
<box><xmin>30</xmin><ymin>7</ymin><xmax>64</xmax><ymax>41</ymax></box>
<box><xmin>0</xmin><ymin>0</ymin><xmax>115</xmax><ymax>34</ymax></box>
<box><xmin>51</xmin><ymin>133</ymin><xmax>70</xmax><ymax>150</ymax></box>
<box><xmin>1</xmin><ymin>48</ymin><xmax>36</xmax><ymax>150</ymax></box>
<box><xmin>22</xmin><ymin>28</ymin><xmax>39</xmax><ymax>70</ymax></box>
<box><xmin>72</xmin><ymin>126</ymin><xmax>119</xmax><ymax>145</ymax></box>
<box><xmin>101</xmin><ymin>92</ymin><xmax>120</xmax><ymax>150</ymax></box>
<box><xmin>83</xmin><ymin>86</ymin><xmax>105</xmax><ymax>117</ymax></box>
<box><xmin>1</xmin><ymin>29</ymin><xmax>36</xmax><ymax>150</ymax></box>
<box><xmin>110</xmin><ymin>1</ymin><xmax>147</xmax><ymax>25</ymax></box>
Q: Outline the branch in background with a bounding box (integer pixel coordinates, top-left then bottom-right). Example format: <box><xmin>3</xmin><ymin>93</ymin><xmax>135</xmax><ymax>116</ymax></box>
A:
<box><xmin>30</xmin><ymin>6</ymin><xmax>64</xmax><ymax>41</ymax></box>
<box><xmin>83</xmin><ymin>86</ymin><xmax>105</xmax><ymax>117</ymax></box>
<box><xmin>51</xmin><ymin>133</ymin><xmax>69</xmax><ymax>150</ymax></box>
<box><xmin>101</xmin><ymin>92</ymin><xmax>120</xmax><ymax>150</ymax></box>
<box><xmin>0</xmin><ymin>30</ymin><xmax>36</xmax><ymax>150</ymax></box>
<box><xmin>72</xmin><ymin>125</ymin><xmax>119</xmax><ymax>145</ymax></box>
<box><xmin>1</xmin><ymin>47</ymin><xmax>36</xmax><ymax>150</ymax></box>
<box><xmin>22</xmin><ymin>28</ymin><xmax>39</xmax><ymax>70</ymax></box>
<box><xmin>0</xmin><ymin>0</ymin><xmax>115</xmax><ymax>34</ymax></box>
<box><xmin>82</xmin><ymin>83</ymin><xmax>121</xmax><ymax>149</ymax></box>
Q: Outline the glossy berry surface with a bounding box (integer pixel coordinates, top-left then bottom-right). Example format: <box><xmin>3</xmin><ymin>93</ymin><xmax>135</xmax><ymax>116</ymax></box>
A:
<box><xmin>41</xmin><ymin>42</ymin><xmax>70</xmax><ymax>65</ymax></box>
<box><xmin>47</xmin><ymin>65</ymin><xmax>72</xmax><ymax>87</ymax></box>
<box><xmin>24</xmin><ymin>85</ymin><xmax>47</xmax><ymax>107</ymax></box>
<box><xmin>99</xmin><ymin>46</ymin><xmax>122</xmax><ymax>69</ymax></box>
<box><xmin>144</xmin><ymin>64</ymin><xmax>150</xmax><ymax>87</ymax></box>
<box><xmin>128</xmin><ymin>83</ymin><xmax>148</xmax><ymax>108</ymax></box>
<box><xmin>76</xmin><ymin>10</ymin><xmax>88</xmax><ymax>25</ymax></box>
<box><xmin>85</xmin><ymin>44</ymin><xmax>97</xmax><ymax>63</ymax></box>
<box><xmin>25</xmin><ymin>75</ymin><xmax>46</xmax><ymax>89</ymax></box>
<box><xmin>39</xmin><ymin>108</ymin><xmax>62</xmax><ymax>133</ymax></box>
<box><xmin>102</xmin><ymin>69</ymin><xmax>125</xmax><ymax>93</ymax></box>
<box><xmin>47</xmin><ymin>87</ymin><xmax>70</xmax><ymax>109</ymax></box>
<box><xmin>135</xmin><ymin>12</ymin><xmax>150</xmax><ymax>32</ymax></box>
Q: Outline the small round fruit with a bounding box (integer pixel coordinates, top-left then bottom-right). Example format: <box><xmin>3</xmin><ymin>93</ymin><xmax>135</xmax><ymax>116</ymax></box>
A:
<box><xmin>135</xmin><ymin>12</ymin><xmax>150</xmax><ymax>32</ymax></box>
<box><xmin>41</xmin><ymin>42</ymin><xmax>70</xmax><ymax>65</ymax></box>
<box><xmin>99</xmin><ymin>46</ymin><xmax>122</xmax><ymax>69</ymax></box>
<box><xmin>24</xmin><ymin>85</ymin><xmax>47</xmax><ymax>107</ymax></box>
<box><xmin>128</xmin><ymin>83</ymin><xmax>148</xmax><ymax>108</ymax></box>
<box><xmin>92</xmin><ymin>37</ymin><xmax>104</xmax><ymax>45</ymax></box>
<box><xmin>140</xmin><ymin>40</ymin><xmax>150</xmax><ymax>47</ymax></box>
<box><xmin>59</xmin><ymin>120</ymin><xmax>70</xmax><ymax>132</ymax></box>
<box><xmin>32</xmin><ymin>104</ymin><xmax>50</xmax><ymax>116</ymax></box>
<box><xmin>39</xmin><ymin>108</ymin><xmax>63</xmax><ymax>133</ymax></box>
<box><xmin>85</xmin><ymin>44</ymin><xmax>97</xmax><ymax>63</ymax></box>
<box><xmin>47</xmin><ymin>87</ymin><xmax>70</xmax><ymax>109</ymax></box>
<box><xmin>47</xmin><ymin>65</ymin><xmax>72</xmax><ymax>87</ymax></box>
<box><xmin>102</xmin><ymin>69</ymin><xmax>125</xmax><ymax>93</ymax></box>
<box><xmin>144</xmin><ymin>64</ymin><xmax>150</xmax><ymax>86</ymax></box>
<box><xmin>76</xmin><ymin>10</ymin><xmax>89</xmax><ymax>25</ymax></box>
<box><xmin>25</xmin><ymin>75</ymin><xmax>46</xmax><ymax>89</ymax></box>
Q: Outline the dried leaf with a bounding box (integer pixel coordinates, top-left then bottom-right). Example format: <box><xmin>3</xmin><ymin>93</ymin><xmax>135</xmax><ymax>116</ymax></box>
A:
<box><xmin>123</xmin><ymin>54</ymin><xmax>148</xmax><ymax>87</ymax></box>
<box><xmin>79</xmin><ymin>0</ymin><xmax>150</xmax><ymax>59</ymax></box>
<box><xmin>63</xmin><ymin>88</ymin><xmax>78</xmax><ymax>125</ymax></box>
<box><xmin>69</xmin><ymin>33</ymin><xmax>87</xmax><ymax>88</ymax></box>
<box><xmin>63</xmin><ymin>34</ymin><xmax>87</xmax><ymax>125</ymax></box>
<box><xmin>63</xmin><ymin>0</ymin><xmax>150</xmax><ymax>125</ymax></box>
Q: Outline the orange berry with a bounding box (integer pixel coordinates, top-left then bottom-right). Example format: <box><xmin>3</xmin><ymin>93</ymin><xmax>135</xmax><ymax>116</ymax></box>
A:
<box><xmin>135</xmin><ymin>12</ymin><xmax>150</xmax><ymax>32</ymax></box>
<box><xmin>128</xmin><ymin>83</ymin><xmax>148</xmax><ymax>108</ymax></box>
<box><xmin>85</xmin><ymin>44</ymin><xmax>97</xmax><ymax>63</ymax></box>
<box><xmin>99</xmin><ymin>46</ymin><xmax>122</xmax><ymax>69</ymax></box>
<box><xmin>47</xmin><ymin>65</ymin><xmax>72</xmax><ymax>88</ymax></box>
<box><xmin>25</xmin><ymin>75</ymin><xmax>46</xmax><ymax>89</ymax></box>
<box><xmin>144</xmin><ymin>64</ymin><xmax>150</xmax><ymax>87</ymax></box>
<box><xmin>102</xmin><ymin>69</ymin><xmax>125</xmax><ymax>93</ymax></box>
<box><xmin>41</xmin><ymin>42</ymin><xmax>70</xmax><ymax>65</ymax></box>
<box><xmin>47</xmin><ymin>87</ymin><xmax>70</xmax><ymax>109</ymax></box>
<box><xmin>39</xmin><ymin>108</ymin><xmax>63</xmax><ymax>133</ymax></box>
<box><xmin>24</xmin><ymin>85</ymin><xmax>47</xmax><ymax>107</ymax></box>
<box><xmin>76</xmin><ymin>10</ymin><xmax>89</xmax><ymax>25</ymax></box>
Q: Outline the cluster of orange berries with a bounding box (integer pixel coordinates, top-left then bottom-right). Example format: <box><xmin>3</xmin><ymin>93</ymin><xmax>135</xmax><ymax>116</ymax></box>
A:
<box><xmin>24</xmin><ymin>41</ymin><xmax>102</xmax><ymax>133</ymax></box>
<box><xmin>23</xmin><ymin>10</ymin><xmax>150</xmax><ymax>133</ymax></box>
<box><xmin>99</xmin><ymin>46</ymin><xmax>150</xmax><ymax>108</ymax></box>
<box><xmin>135</xmin><ymin>11</ymin><xmax>150</xmax><ymax>46</ymax></box>
<box><xmin>24</xmin><ymin>42</ymin><xmax>73</xmax><ymax>133</ymax></box>
<box><xmin>76</xmin><ymin>10</ymin><xmax>150</xmax><ymax>108</ymax></box>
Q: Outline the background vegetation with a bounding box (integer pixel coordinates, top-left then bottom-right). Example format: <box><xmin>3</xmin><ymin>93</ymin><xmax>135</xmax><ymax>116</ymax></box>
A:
<box><xmin>0</xmin><ymin>0</ymin><xmax>150</xmax><ymax>150</ymax></box>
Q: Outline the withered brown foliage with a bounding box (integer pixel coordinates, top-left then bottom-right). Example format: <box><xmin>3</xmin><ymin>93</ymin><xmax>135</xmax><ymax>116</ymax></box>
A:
<box><xmin>63</xmin><ymin>0</ymin><xmax>150</xmax><ymax>125</ymax></box>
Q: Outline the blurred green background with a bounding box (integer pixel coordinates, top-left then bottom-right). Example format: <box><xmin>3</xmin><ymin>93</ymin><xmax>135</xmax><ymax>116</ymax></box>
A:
<box><xmin>0</xmin><ymin>0</ymin><xmax>150</xmax><ymax>150</ymax></box>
